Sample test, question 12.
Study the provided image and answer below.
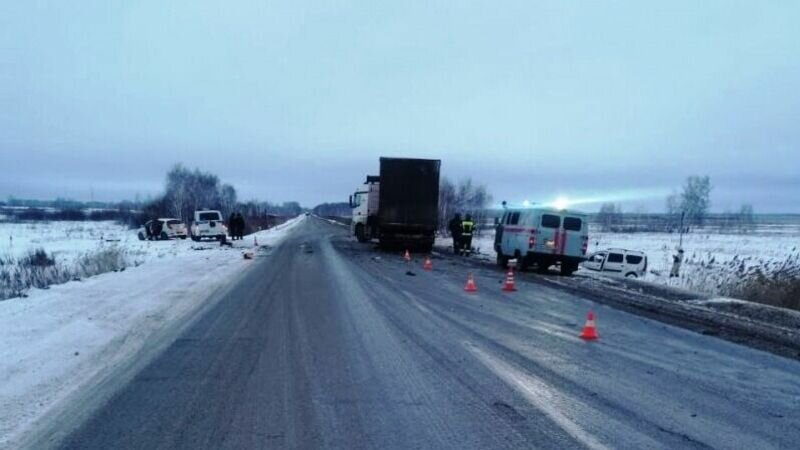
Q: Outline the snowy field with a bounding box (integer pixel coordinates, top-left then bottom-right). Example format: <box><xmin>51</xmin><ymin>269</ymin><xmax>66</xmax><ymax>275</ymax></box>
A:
<box><xmin>437</xmin><ymin>223</ymin><xmax>800</xmax><ymax>304</ymax></box>
<box><xmin>0</xmin><ymin>220</ymin><xmax>195</xmax><ymax>265</ymax></box>
<box><xmin>0</xmin><ymin>216</ymin><xmax>304</xmax><ymax>448</ymax></box>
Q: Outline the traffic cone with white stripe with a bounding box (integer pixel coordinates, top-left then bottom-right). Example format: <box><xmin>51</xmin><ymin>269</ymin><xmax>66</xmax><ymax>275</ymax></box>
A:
<box><xmin>423</xmin><ymin>256</ymin><xmax>433</xmax><ymax>271</ymax></box>
<box><xmin>403</xmin><ymin>249</ymin><xmax>411</xmax><ymax>263</ymax></box>
<box><xmin>579</xmin><ymin>311</ymin><xmax>599</xmax><ymax>341</ymax></box>
<box><xmin>501</xmin><ymin>267</ymin><xmax>517</xmax><ymax>292</ymax></box>
<box><xmin>464</xmin><ymin>273</ymin><xmax>478</xmax><ymax>292</ymax></box>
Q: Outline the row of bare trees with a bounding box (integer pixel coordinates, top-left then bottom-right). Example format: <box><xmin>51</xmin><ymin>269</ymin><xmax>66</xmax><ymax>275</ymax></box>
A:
<box><xmin>160</xmin><ymin>164</ymin><xmax>238</xmax><ymax>221</ymax></box>
<box><xmin>438</xmin><ymin>177</ymin><xmax>492</xmax><ymax>233</ymax></box>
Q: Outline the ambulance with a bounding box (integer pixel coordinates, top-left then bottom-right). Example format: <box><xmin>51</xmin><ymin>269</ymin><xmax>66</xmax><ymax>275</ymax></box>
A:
<box><xmin>494</xmin><ymin>205</ymin><xmax>589</xmax><ymax>275</ymax></box>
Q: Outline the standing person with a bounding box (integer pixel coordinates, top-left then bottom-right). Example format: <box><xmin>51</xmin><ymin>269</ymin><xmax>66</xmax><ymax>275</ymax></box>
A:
<box><xmin>448</xmin><ymin>213</ymin><xmax>462</xmax><ymax>254</ymax></box>
<box><xmin>227</xmin><ymin>213</ymin><xmax>236</xmax><ymax>239</ymax></box>
<box><xmin>670</xmin><ymin>248</ymin><xmax>684</xmax><ymax>278</ymax></box>
<box><xmin>151</xmin><ymin>219</ymin><xmax>163</xmax><ymax>240</ymax></box>
<box><xmin>236</xmin><ymin>213</ymin><xmax>246</xmax><ymax>240</ymax></box>
<box><xmin>460</xmin><ymin>214</ymin><xmax>475</xmax><ymax>256</ymax></box>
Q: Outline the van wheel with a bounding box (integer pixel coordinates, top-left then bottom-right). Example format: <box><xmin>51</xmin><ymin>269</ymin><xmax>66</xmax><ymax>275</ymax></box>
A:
<box><xmin>496</xmin><ymin>252</ymin><xmax>509</xmax><ymax>268</ymax></box>
<box><xmin>625</xmin><ymin>272</ymin><xmax>638</xmax><ymax>279</ymax></box>
<box><xmin>560</xmin><ymin>262</ymin><xmax>578</xmax><ymax>276</ymax></box>
<box><xmin>138</xmin><ymin>232</ymin><xmax>145</xmax><ymax>241</ymax></box>
<box><xmin>160</xmin><ymin>232</ymin><xmax>169</xmax><ymax>240</ymax></box>
<box><xmin>355</xmin><ymin>224</ymin><xmax>367</xmax><ymax>242</ymax></box>
<box><xmin>191</xmin><ymin>236</ymin><xmax>200</xmax><ymax>242</ymax></box>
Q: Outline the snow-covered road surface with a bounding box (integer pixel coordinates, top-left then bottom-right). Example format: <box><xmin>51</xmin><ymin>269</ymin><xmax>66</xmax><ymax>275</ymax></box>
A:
<box><xmin>0</xmin><ymin>216</ymin><xmax>304</xmax><ymax>449</ymax></box>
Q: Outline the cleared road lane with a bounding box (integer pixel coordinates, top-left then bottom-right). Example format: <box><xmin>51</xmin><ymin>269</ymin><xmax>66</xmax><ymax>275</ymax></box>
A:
<box><xmin>48</xmin><ymin>217</ymin><xmax>800</xmax><ymax>449</ymax></box>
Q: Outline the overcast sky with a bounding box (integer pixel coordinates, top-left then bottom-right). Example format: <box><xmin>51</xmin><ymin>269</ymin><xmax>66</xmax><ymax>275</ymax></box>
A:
<box><xmin>1</xmin><ymin>1</ymin><xmax>798</xmax><ymax>212</ymax></box>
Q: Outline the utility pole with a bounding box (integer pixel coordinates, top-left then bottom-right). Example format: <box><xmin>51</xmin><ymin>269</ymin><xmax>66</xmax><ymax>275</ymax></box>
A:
<box><xmin>678</xmin><ymin>211</ymin><xmax>685</xmax><ymax>249</ymax></box>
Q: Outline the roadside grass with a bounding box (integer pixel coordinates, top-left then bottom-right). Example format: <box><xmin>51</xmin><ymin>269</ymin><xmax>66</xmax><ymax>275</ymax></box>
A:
<box><xmin>0</xmin><ymin>247</ymin><xmax>129</xmax><ymax>300</ymax></box>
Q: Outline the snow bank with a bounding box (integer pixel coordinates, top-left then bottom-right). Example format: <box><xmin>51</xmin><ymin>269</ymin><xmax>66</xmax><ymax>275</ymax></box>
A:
<box><xmin>0</xmin><ymin>215</ymin><xmax>304</xmax><ymax>448</ymax></box>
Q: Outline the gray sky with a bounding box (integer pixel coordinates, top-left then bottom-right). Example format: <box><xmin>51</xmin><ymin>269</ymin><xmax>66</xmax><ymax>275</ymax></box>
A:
<box><xmin>2</xmin><ymin>1</ymin><xmax>799</xmax><ymax>212</ymax></box>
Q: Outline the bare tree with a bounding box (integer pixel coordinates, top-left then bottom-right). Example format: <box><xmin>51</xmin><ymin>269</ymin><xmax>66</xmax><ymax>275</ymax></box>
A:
<box><xmin>737</xmin><ymin>204</ymin><xmax>755</xmax><ymax>233</ymax></box>
<box><xmin>219</xmin><ymin>183</ymin><xmax>238</xmax><ymax>216</ymax></box>
<box><xmin>680</xmin><ymin>175</ymin><xmax>712</xmax><ymax>227</ymax></box>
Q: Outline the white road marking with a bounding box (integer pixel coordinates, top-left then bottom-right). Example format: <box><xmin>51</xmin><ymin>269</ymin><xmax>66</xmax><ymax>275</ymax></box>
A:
<box><xmin>467</xmin><ymin>344</ymin><xmax>611</xmax><ymax>450</ymax></box>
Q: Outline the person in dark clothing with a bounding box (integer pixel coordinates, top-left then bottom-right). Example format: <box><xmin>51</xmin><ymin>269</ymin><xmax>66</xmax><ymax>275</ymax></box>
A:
<box><xmin>151</xmin><ymin>219</ymin><xmax>163</xmax><ymax>240</ymax></box>
<box><xmin>228</xmin><ymin>213</ymin><xmax>236</xmax><ymax>239</ymax></box>
<box><xmin>235</xmin><ymin>213</ymin><xmax>246</xmax><ymax>240</ymax></box>
<box><xmin>448</xmin><ymin>213</ymin><xmax>462</xmax><ymax>254</ymax></box>
<box><xmin>460</xmin><ymin>214</ymin><xmax>475</xmax><ymax>256</ymax></box>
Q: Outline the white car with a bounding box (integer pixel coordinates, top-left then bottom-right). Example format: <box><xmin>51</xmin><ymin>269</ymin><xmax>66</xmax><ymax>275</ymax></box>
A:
<box><xmin>137</xmin><ymin>218</ymin><xmax>188</xmax><ymax>240</ymax></box>
<box><xmin>190</xmin><ymin>210</ymin><xmax>228</xmax><ymax>241</ymax></box>
<box><xmin>582</xmin><ymin>248</ymin><xmax>648</xmax><ymax>279</ymax></box>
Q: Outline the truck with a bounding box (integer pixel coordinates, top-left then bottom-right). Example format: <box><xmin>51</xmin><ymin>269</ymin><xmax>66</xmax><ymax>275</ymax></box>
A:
<box><xmin>350</xmin><ymin>157</ymin><xmax>440</xmax><ymax>252</ymax></box>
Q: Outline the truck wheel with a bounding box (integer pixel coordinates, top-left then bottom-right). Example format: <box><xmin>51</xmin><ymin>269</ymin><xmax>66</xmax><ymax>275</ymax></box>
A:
<box><xmin>355</xmin><ymin>224</ymin><xmax>367</xmax><ymax>242</ymax></box>
<box><xmin>191</xmin><ymin>236</ymin><xmax>200</xmax><ymax>242</ymax></box>
<box><xmin>517</xmin><ymin>257</ymin><xmax>530</xmax><ymax>272</ymax></box>
<box><xmin>160</xmin><ymin>232</ymin><xmax>169</xmax><ymax>240</ymax></box>
<box><xmin>138</xmin><ymin>232</ymin><xmax>145</xmax><ymax>241</ymax></box>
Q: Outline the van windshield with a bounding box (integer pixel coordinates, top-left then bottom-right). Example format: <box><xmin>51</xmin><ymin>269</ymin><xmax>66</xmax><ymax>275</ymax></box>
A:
<box><xmin>541</xmin><ymin>214</ymin><xmax>560</xmax><ymax>228</ymax></box>
<box><xmin>198</xmin><ymin>212</ymin><xmax>221</xmax><ymax>221</ymax></box>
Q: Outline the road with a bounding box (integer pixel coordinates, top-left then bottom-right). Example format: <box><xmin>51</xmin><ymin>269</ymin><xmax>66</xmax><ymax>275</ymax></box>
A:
<box><xmin>52</xmin><ymin>217</ymin><xmax>800</xmax><ymax>449</ymax></box>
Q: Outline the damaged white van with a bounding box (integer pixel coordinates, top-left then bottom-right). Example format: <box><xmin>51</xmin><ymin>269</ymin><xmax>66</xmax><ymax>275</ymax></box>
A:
<box><xmin>582</xmin><ymin>248</ymin><xmax>648</xmax><ymax>279</ymax></box>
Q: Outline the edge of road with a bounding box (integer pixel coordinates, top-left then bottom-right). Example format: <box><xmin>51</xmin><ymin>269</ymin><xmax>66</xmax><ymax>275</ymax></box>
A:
<box><xmin>429</xmin><ymin>243</ymin><xmax>800</xmax><ymax>361</ymax></box>
<box><xmin>14</xmin><ymin>221</ymin><xmax>303</xmax><ymax>450</ymax></box>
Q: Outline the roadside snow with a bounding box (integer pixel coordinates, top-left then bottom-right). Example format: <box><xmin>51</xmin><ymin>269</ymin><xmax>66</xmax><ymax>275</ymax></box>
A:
<box><xmin>436</xmin><ymin>226</ymin><xmax>800</xmax><ymax>301</ymax></box>
<box><xmin>0</xmin><ymin>216</ymin><xmax>304</xmax><ymax>448</ymax></box>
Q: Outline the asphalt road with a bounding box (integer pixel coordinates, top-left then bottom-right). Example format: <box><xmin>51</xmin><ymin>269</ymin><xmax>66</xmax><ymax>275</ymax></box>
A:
<box><xmin>55</xmin><ymin>217</ymin><xmax>800</xmax><ymax>449</ymax></box>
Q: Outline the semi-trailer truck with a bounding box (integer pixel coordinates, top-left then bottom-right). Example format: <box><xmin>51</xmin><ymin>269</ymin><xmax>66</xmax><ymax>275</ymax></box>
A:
<box><xmin>350</xmin><ymin>157</ymin><xmax>440</xmax><ymax>251</ymax></box>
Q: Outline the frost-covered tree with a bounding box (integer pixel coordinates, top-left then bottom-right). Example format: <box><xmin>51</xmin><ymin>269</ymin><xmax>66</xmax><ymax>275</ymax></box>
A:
<box><xmin>680</xmin><ymin>175</ymin><xmax>712</xmax><ymax>226</ymax></box>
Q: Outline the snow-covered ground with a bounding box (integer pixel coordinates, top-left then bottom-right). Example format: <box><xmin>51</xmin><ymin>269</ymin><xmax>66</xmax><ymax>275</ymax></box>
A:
<box><xmin>0</xmin><ymin>216</ymin><xmax>304</xmax><ymax>448</ymax></box>
<box><xmin>0</xmin><ymin>221</ymin><xmax>136</xmax><ymax>262</ymax></box>
<box><xmin>437</xmin><ymin>224</ymin><xmax>800</xmax><ymax>300</ymax></box>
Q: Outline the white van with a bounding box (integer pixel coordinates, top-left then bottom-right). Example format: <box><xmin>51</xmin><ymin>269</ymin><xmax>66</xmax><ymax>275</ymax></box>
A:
<box><xmin>494</xmin><ymin>206</ymin><xmax>589</xmax><ymax>275</ymax></box>
<box><xmin>582</xmin><ymin>248</ymin><xmax>648</xmax><ymax>278</ymax></box>
<box><xmin>190</xmin><ymin>210</ymin><xmax>228</xmax><ymax>241</ymax></box>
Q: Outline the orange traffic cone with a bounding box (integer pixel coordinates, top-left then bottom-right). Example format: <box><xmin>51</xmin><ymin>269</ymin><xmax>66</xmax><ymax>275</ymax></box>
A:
<box><xmin>404</xmin><ymin>249</ymin><xmax>411</xmax><ymax>262</ymax></box>
<box><xmin>464</xmin><ymin>273</ymin><xmax>478</xmax><ymax>292</ymax></box>
<box><xmin>501</xmin><ymin>267</ymin><xmax>517</xmax><ymax>292</ymax></box>
<box><xmin>579</xmin><ymin>311</ymin><xmax>599</xmax><ymax>340</ymax></box>
<box><xmin>423</xmin><ymin>256</ymin><xmax>433</xmax><ymax>271</ymax></box>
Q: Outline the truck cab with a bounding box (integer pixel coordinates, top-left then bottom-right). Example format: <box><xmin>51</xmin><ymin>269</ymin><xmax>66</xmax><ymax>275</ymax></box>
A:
<box><xmin>350</xmin><ymin>176</ymin><xmax>380</xmax><ymax>242</ymax></box>
<box><xmin>494</xmin><ymin>206</ymin><xmax>589</xmax><ymax>275</ymax></box>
